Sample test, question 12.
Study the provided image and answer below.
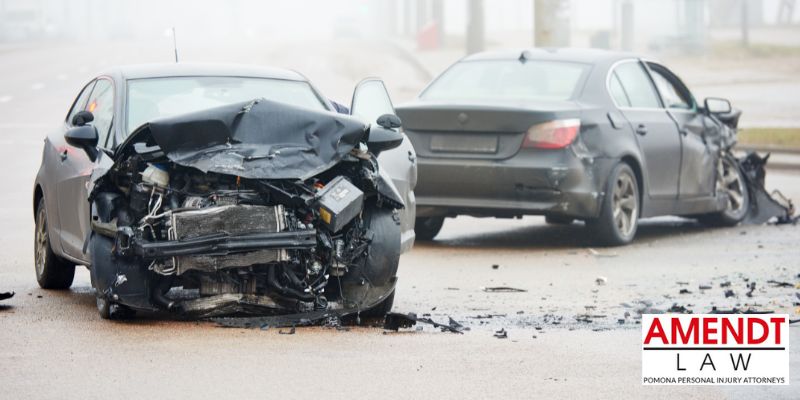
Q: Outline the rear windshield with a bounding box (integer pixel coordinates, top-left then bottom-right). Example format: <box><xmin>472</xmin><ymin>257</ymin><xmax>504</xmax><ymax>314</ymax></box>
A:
<box><xmin>421</xmin><ymin>60</ymin><xmax>589</xmax><ymax>102</ymax></box>
<box><xmin>126</xmin><ymin>76</ymin><xmax>326</xmax><ymax>133</ymax></box>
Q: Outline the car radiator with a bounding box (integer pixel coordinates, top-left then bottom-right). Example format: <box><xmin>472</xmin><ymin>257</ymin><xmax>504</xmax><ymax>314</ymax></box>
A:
<box><xmin>168</xmin><ymin>205</ymin><xmax>290</xmax><ymax>274</ymax></box>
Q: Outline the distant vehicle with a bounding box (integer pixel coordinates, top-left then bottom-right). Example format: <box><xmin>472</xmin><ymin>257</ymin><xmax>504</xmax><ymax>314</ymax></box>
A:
<box><xmin>32</xmin><ymin>63</ymin><xmax>417</xmax><ymax>319</ymax></box>
<box><xmin>397</xmin><ymin>48</ymin><xmax>746</xmax><ymax>245</ymax></box>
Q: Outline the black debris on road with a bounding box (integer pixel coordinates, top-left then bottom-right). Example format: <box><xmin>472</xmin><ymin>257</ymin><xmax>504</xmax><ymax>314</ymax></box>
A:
<box><xmin>482</xmin><ymin>286</ymin><xmax>527</xmax><ymax>293</ymax></box>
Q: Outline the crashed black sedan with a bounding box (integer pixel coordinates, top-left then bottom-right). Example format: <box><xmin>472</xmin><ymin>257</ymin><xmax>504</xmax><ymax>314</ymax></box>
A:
<box><xmin>32</xmin><ymin>64</ymin><xmax>417</xmax><ymax>319</ymax></box>
<box><xmin>398</xmin><ymin>48</ymin><xmax>749</xmax><ymax>245</ymax></box>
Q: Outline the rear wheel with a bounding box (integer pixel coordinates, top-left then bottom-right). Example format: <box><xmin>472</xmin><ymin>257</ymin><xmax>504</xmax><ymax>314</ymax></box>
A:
<box><xmin>697</xmin><ymin>155</ymin><xmax>749</xmax><ymax>227</ymax></box>
<box><xmin>34</xmin><ymin>198</ymin><xmax>75</xmax><ymax>289</ymax></box>
<box><xmin>414</xmin><ymin>217</ymin><xmax>444</xmax><ymax>241</ymax></box>
<box><xmin>587</xmin><ymin>163</ymin><xmax>639</xmax><ymax>246</ymax></box>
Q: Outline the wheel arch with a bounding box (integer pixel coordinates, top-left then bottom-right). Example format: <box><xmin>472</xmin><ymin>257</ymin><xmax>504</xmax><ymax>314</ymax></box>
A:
<box><xmin>619</xmin><ymin>154</ymin><xmax>645</xmax><ymax>216</ymax></box>
<box><xmin>33</xmin><ymin>184</ymin><xmax>44</xmax><ymax>217</ymax></box>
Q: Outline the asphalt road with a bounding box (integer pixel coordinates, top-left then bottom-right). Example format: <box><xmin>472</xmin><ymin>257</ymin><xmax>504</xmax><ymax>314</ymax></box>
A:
<box><xmin>0</xmin><ymin>40</ymin><xmax>798</xmax><ymax>399</ymax></box>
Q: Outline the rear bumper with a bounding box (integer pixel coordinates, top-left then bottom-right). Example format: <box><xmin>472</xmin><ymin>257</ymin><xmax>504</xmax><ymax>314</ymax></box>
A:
<box><xmin>414</xmin><ymin>150</ymin><xmax>616</xmax><ymax>219</ymax></box>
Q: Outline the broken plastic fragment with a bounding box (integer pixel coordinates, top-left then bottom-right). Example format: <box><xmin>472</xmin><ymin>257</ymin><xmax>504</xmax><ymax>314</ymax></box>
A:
<box><xmin>482</xmin><ymin>286</ymin><xmax>527</xmax><ymax>293</ymax></box>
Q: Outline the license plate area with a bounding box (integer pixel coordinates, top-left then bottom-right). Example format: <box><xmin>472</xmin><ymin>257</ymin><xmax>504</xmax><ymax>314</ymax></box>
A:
<box><xmin>430</xmin><ymin>134</ymin><xmax>498</xmax><ymax>154</ymax></box>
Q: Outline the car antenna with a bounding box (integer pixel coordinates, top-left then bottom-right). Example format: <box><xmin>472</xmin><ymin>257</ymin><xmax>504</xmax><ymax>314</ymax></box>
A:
<box><xmin>172</xmin><ymin>27</ymin><xmax>179</xmax><ymax>63</ymax></box>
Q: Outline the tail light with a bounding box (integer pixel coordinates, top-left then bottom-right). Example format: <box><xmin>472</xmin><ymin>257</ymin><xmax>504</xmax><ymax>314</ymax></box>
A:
<box><xmin>522</xmin><ymin>119</ymin><xmax>581</xmax><ymax>149</ymax></box>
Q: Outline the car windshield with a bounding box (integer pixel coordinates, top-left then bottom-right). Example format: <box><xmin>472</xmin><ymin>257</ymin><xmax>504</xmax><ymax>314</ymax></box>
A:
<box><xmin>126</xmin><ymin>76</ymin><xmax>326</xmax><ymax>133</ymax></box>
<box><xmin>421</xmin><ymin>60</ymin><xmax>589</xmax><ymax>102</ymax></box>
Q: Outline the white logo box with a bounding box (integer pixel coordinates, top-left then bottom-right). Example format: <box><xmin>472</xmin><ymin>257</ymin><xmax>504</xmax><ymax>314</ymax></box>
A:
<box><xmin>641</xmin><ymin>314</ymin><xmax>789</xmax><ymax>385</ymax></box>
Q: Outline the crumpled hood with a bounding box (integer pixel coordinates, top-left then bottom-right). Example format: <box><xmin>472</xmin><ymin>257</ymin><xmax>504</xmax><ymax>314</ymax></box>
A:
<box><xmin>121</xmin><ymin>99</ymin><xmax>368</xmax><ymax>180</ymax></box>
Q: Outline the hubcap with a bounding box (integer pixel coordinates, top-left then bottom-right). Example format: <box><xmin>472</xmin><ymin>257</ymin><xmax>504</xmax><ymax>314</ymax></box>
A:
<box><xmin>612</xmin><ymin>172</ymin><xmax>638</xmax><ymax>237</ymax></box>
<box><xmin>35</xmin><ymin>207</ymin><xmax>48</xmax><ymax>277</ymax></box>
<box><xmin>717</xmin><ymin>158</ymin><xmax>745</xmax><ymax>213</ymax></box>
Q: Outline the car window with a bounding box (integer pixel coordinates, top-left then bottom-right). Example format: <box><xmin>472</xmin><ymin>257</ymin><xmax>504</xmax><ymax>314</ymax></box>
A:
<box><xmin>351</xmin><ymin>80</ymin><xmax>394</xmax><ymax>124</ymax></box>
<box><xmin>613</xmin><ymin>62</ymin><xmax>661</xmax><ymax>108</ymax></box>
<box><xmin>648</xmin><ymin>67</ymin><xmax>693</xmax><ymax>110</ymax></box>
<box><xmin>608</xmin><ymin>72</ymin><xmax>631</xmax><ymax>107</ymax></box>
<box><xmin>66</xmin><ymin>81</ymin><xmax>95</xmax><ymax>126</ymax></box>
<box><xmin>421</xmin><ymin>60</ymin><xmax>590</xmax><ymax>102</ymax></box>
<box><xmin>126</xmin><ymin>77</ymin><xmax>327</xmax><ymax>134</ymax></box>
<box><xmin>85</xmin><ymin>79</ymin><xmax>114</xmax><ymax>147</ymax></box>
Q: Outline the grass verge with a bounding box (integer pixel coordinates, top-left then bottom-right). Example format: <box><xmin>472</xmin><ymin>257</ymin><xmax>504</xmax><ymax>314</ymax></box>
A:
<box><xmin>738</xmin><ymin>128</ymin><xmax>800</xmax><ymax>148</ymax></box>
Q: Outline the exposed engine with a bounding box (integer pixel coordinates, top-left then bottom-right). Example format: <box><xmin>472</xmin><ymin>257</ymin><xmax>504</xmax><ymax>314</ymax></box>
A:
<box><xmin>90</xmin><ymin>145</ymin><xmax>400</xmax><ymax>317</ymax></box>
<box><xmin>86</xmin><ymin>99</ymin><xmax>405</xmax><ymax>318</ymax></box>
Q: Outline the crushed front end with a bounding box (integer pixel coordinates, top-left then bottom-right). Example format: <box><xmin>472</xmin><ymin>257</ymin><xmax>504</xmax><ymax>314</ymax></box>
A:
<box><xmin>88</xmin><ymin>100</ymin><xmax>404</xmax><ymax>318</ymax></box>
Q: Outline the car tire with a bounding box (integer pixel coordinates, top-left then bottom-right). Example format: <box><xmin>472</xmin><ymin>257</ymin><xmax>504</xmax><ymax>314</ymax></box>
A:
<box><xmin>96</xmin><ymin>295</ymin><xmax>113</xmax><ymax>319</ymax></box>
<box><xmin>587</xmin><ymin>162</ymin><xmax>639</xmax><ymax>246</ymax></box>
<box><xmin>415</xmin><ymin>217</ymin><xmax>444</xmax><ymax>241</ymax></box>
<box><xmin>361</xmin><ymin>290</ymin><xmax>395</xmax><ymax>318</ymax></box>
<box><xmin>34</xmin><ymin>198</ymin><xmax>75</xmax><ymax>289</ymax></box>
<box><xmin>697</xmin><ymin>155</ymin><xmax>749</xmax><ymax>227</ymax></box>
<box><xmin>95</xmin><ymin>294</ymin><xmax>135</xmax><ymax>320</ymax></box>
<box><xmin>545</xmin><ymin>215</ymin><xmax>574</xmax><ymax>225</ymax></box>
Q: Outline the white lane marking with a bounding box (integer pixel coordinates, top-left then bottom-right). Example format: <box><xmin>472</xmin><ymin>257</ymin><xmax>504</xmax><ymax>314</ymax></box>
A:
<box><xmin>31</xmin><ymin>82</ymin><xmax>45</xmax><ymax>90</ymax></box>
<box><xmin>0</xmin><ymin>96</ymin><xmax>12</xmax><ymax>103</ymax></box>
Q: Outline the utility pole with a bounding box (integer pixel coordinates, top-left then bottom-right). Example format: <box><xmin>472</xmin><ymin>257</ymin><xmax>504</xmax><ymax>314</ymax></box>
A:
<box><xmin>741</xmin><ymin>0</ymin><xmax>749</xmax><ymax>47</ymax></box>
<box><xmin>534</xmin><ymin>0</ymin><xmax>571</xmax><ymax>47</ymax></box>
<box><xmin>466</xmin><ymin>0</ymin><xmax>484</xmax><ymax>54</ymax></box>
<box><xmin>432</xmin><ymin>0</ymin><xmax>444</xmax><ymax>47</ymax></box>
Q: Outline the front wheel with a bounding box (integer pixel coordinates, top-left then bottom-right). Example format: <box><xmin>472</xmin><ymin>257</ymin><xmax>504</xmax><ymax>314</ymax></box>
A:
<box><xmin>697</xmin><ymin>155</ymin><xmax>749</xmax><ymax>227</ymax></box>
<box><xmin>586</xmin><ymin>163</ymin><xmax>640</xmax><ymax>246</ymax></box>
<box><xmin>414</xmin><ymin>217</ymin><xmax>444</xmax><ymax>241</ymax></box>
<box><xmin>360</xmin><ymin>290</ymin><xmax>395</xmax><ymax>318</ymax></box>
<box><xmin>34</xmin><ymin>198</ymin><xmax>75</xmax><ymax>289</ymax></box>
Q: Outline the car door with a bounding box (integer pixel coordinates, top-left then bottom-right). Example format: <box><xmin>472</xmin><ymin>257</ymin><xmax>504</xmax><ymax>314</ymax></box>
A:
<box><xmin>645</xmin><ymin>62</ymin><xmax>716</xmax><ymax>199</ymax></box>
<box><xmin>609</xmin><ymin>60</ymin><xmax>681</xmax><ymax>199</ymax></box>
<box><xmin>350</xmin><ymin>78</ymin><xmax>417</xmax><ymax>252</ymax></box>
<box><xmin>57</xmin><ymin>78</ymin><xmax>115</xmax><ymax>259</ymax></box>
<box><xmin>44</xmin><ymin>80</ymin><xmax>94</xmax><ymax>259</ymax></box>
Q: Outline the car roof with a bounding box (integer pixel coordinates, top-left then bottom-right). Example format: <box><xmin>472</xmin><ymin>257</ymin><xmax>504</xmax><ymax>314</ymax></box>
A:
<box><xmin>100</xmin><ymin>63</ymin><xmax>308</xmax><ymax>81</ymax></box>
<box><xmin>461</xmin><ymin>48</ymin><xmax>640</xmax><ymax>65</ymax></box>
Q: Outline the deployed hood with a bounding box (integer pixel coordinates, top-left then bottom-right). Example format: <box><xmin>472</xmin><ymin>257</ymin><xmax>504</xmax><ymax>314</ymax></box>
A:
<box><xmin>120</xmin><ymin>99</ymin><xmax>368</xmax><ymax>180</ymax></box>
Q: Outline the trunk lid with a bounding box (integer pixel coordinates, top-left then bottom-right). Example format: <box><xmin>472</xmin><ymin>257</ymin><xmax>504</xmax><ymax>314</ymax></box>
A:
<box><xmin>396</xmin><ymin>100</ymin><xmax>580</xmax><ymax>160</ymax></box>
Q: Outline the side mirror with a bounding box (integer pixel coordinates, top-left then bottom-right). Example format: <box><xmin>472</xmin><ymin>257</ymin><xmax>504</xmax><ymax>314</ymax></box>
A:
<box><xmin>367</xmin><ymin>125</ymin><xmax>404</xmax><ymax>155</ymax></box>
<box><xmin>704</xmin><ymin>97</ymin><xmax>732</xmax><ymax>114</ymax></box>
<box><xmin>65</xmin><ymin>125</ymin><xmax>99</xmax><ymax>161</ymax></box>
<box><xmin>377</xmin><ymin>114</ymin><xmax>402</xmax><ymax>130</ymax></box>
<box><xmin>72</xmin><ymin>110</ymin><xmax>94</xmax><ymax>126</ymax></box>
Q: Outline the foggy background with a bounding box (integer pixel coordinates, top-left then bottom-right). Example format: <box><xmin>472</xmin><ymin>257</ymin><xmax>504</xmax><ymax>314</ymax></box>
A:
<box><xmin>0</xmin><ymin>0</ymin><xmax>798</xmax><ymax>128</ymax></box>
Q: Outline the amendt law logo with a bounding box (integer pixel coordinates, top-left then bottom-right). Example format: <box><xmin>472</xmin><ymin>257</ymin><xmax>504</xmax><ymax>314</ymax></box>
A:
<box><xmin>641</xmin><ymin>314</ymin><xmax>789</xmax><ymax>385</ymax></box>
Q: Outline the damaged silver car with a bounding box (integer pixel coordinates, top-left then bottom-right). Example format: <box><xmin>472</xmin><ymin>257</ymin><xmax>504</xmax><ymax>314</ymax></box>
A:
<box><xmin>32</xmin><ymin>64</ymin><xmax>417</xmax><ymax>319</ymax></box>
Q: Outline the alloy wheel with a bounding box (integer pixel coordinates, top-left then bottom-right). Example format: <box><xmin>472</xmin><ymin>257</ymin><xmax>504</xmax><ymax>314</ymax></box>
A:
<box><xmin>717</xmin><ymin>157</ymin><xmax>746</xmax><ymax>214</ymax></box>
<box><xmin>35</xmin><ymin>207</ymin><xmax>48</xmax><ymax>278</ymax></box>
<box><xmin>612</xmin><ymin>172</ymin><xmax>638</xmax><ymax>238</ymax></box>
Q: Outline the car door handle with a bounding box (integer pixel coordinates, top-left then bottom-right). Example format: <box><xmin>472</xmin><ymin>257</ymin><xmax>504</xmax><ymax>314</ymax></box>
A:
<box><xmin>635</xmin><ymin>124</ymin><xmax>648</xmax><ymax>135</ymax></box>
<box><xmin>59</xmin><ymin>149</ymin><xmax>68</xmax><ymax>161</ymax></box>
